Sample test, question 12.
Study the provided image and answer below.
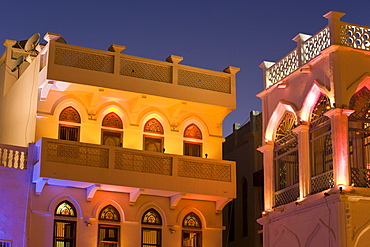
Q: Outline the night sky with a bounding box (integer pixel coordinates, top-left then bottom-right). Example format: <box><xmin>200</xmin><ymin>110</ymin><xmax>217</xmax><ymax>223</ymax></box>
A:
<box><xmin>2</xmin><ymin>1</ymin><xmax>370</xmax><ymax>136</ymax></box>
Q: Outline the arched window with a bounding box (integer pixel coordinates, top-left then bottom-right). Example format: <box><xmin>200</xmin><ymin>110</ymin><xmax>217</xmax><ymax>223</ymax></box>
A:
<box><xmin>143</xmin><ymin>118</ymin><xmax>164</xmax><ymax>152</ymax></box>
<box><xmin>309</xmin><ymin>94</ymin><xmax>333</xmax><ymax>194</ymax></box>
<box><xmin>59</xmin><ymin>106</ymin><xmax>81</xmax><ymax>141</ymax></box>
<box><xmin>98</xmin><ymin>205</ymin><xmax>120</xmax><ymax>247</ymax></box>
<box><xmin>54</xmin><ymin>201</ymin><xmax>77</xmax><ymax>247</ymax></box>
<box><xmin>274</xmin><ymin>112</ymin><xmax>299</xmax><ymax>207</ymax></box>
<box><xmin>183</xmin><ymin>124</ymin><xmax>202</xmax><ymax>157</ymax></box>
<box><xmin>141</xmin><ymin>209</ymin><xmax>162</xmax><ymax>247</ymax></box>
<box><xmin>182</xmin><ymin>212</ymin><xmax>202</xmax><ymax>247</ymax></box>
<box><xmin>101</xmin><ymin>112</ymin><xmax>123</xmax><ymax>147</ymax></box>
<box><xmin>349</xmin><ymin>87</ymin><xmax>370</xmax><ymax>187</ymax></box>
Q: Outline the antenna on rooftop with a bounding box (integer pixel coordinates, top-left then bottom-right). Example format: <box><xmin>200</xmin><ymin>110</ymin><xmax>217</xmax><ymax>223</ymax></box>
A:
<box><xmin>56</xmin><ymin>37</ymin><xmax>67</xmax><ymax>44</ymax></box>
<box><xmin>11</xmin><ymin>55</ymin><xmax>24</xmax><ymax>78</ymax></box>
<box><xmin>24</xmin><ymin>33</ymin><xmax>40</xmax><ymax>52</ymax></box>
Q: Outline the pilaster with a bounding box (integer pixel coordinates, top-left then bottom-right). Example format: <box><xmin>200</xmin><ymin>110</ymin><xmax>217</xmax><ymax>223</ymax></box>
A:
<box><xmin>293</xmin><ymin>124</ymin><xmax>310</xmax><ymax>199</ymax></box>
<box><xmin>325</xmin><ymin>108</ymin><xmax>354</xmax><ymax>186</ymax></box>
<box><xmin>257</xmin><ymin>143</ymin><xmax>274</xmax><ymax>210</ymax></box>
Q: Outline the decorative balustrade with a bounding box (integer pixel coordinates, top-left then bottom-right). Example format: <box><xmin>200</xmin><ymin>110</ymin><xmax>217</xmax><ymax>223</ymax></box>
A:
<box><xmin>311</xmin><ymin>170</ymin><xmax>334</xmax><ymax>194</ymax></box>
<box><xmin>0</xmin><ymin>143</ymin><xmax>27</xmax><ymax>170</ymax></box>
<box><xmin>351</xmin><ymin>168</ymin><xmax>370</xmax><ymax>188</ymax></box>
<box><xmin>264</xmin><ymin>19</ymin><xmax>370</xmax><ymax>89</ymax></box>
<box><xmin>51</xmin><ymin>43</ymin><xmax>232</xmax><ymax>94</ymax></box>
<box><xmin>274</xmin><ymin>183</ymin><xmax>299</xmax><ymax>207</ymax></box>
<box><xmin>37</xmin><ymin>138</ymin><xmax>233</xmax><ymax>183</ymax></box>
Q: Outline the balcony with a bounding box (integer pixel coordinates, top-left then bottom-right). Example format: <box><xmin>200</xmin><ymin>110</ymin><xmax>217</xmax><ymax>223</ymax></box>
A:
<box><xmin>38</xmin><ymin>39</ymin><xmax>237</xmax><ymax>108</ymax></box>
<box><xmin>31</xmin><ymin>138</ymin><xmax>236</xmax><ymax>211</ymax></box>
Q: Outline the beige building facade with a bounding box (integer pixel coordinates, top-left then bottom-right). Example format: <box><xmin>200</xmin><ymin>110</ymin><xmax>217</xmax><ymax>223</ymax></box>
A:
<box><xmin>0</xmin><ymin>32</ymin><xmax>238</xmax><ymax>247</ymax></box>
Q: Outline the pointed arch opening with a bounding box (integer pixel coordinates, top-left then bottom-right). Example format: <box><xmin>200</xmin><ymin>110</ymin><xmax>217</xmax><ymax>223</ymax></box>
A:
<box><xmin>141</xmin><ymin>208</ymin><xmax>162</xmax><ymax>247</ymax></box>
<box><xmin>349</xmin><ymin>87</ymin><xmax>370</xmax><ymax>187</ymax></box>
<box><xmin>274</xmin><ymin>111</ymin><xmax>299</xmax><ymax>207</ymax></box>
<box><xmin>182</xmin><ymin>212</ymin><xmax>202</xmax><ymax>247</ymax></box>
<box><xmin>143</xmin><ymin>118</ymin><xmax>164</xmax><ymax>153</ymax></box>
<box><xmin>98</xmin><ymin>204</ymin><xmax>120</xmax><ymax>246</ymax></box>
<box><xmin>184</xmin><ymin>124</ymin><xmax>202</xmax><ymax>157</ymax></box>
<box><xmin>59</xmin><ymin>106</ymin><xmax>81</xmax><ymax>141</ymax></box>
<box><xmin>101</xmin><ymin>112</ymin><xmax>123</xmax><ymax>147</ymax></box>
<box><xmin>54</xmin><ymin>200</ymin><xmax>77</xmax><ymax>247</ymax></box>
<box><xmin>309</xmin><ymin>93</ymin><xmax>334</xmax><ymax>194</ymax></box>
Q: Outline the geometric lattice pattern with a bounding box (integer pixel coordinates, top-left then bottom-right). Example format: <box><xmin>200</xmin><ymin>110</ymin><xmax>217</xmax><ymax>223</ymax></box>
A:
<box><xmin>177</xmin><ymin>159</ymin><xmax>231</xmax><ymax>182</ymax></box>
<box><xmin>302</xmin><ymin>27</ymin><xmax>330</xmax><ymax>64</ymax></box>
<box><xmin>311</xmin><ymin>170</ymin><xmax>334</xmax><ymax>194</ymax></box>
<box><xmin>47</xmin><ymin>142</ymin><xmax>109</xmax><ymax>168</ymax></box>
<box><xmin>310</xmin><ymin>94</ymin><xmax>331</xmax><ymax>127</ymax></box>
<box><xmin>178</xmin><ymin>69</ymin><xmax>231</xmax><ymax>93</ymax></box>
<box><xmin>0</xmin><ymin>145</ymin><xmax>27</xmax><ymax>170</ymax></box>
<box><xmin>120</xmin><ymin>58</ymin><xmax>172</xmax><ymax>83</ymax></box>
<box><xmin>102</xmin><ymin>112</ymin><xmax>123</xmax><ymax>129</ymax></box>
<box><xmin>55</xmin><ymin>47</ymin><xmax>114</xmax><ymax>73</ymax></box>
<box><xmin>341</xmin><ymin>24</ymin><xmax>370</xmax><ymax>51</ymax></box>
<box><xmin>274</xmin><ymin>184</ymin><xmax>299</xmax><ymax>207</ymax></box>
<box><xmin>266</xmin><ymin>49</ymin><xmax>299</xmax><ymax>88</ymax></box>
<box><xmin>184</xmin><ymin>124</ymin><xmax>202</xmax><ymax>139</ymax></box>
<box><xmin>114</xmin><ymin>150</ymin><xmax>172</xmax><ymax>176</ymax></box>
<box><xmin>351</xmin><ymin>168</ymin><xmax>370</xmax><ymax>188</ymax></box>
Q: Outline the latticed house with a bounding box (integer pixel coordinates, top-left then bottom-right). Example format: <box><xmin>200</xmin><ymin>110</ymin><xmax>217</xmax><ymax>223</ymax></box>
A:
<box><xmin>0</xmin><ymin>32</ymin><xmax>238</xmax><ymax>246</ymax></box>
<box><xmin>257</xmin><ymin>11</ymin><xmax>370</xmax><ymax>246</ymax></box>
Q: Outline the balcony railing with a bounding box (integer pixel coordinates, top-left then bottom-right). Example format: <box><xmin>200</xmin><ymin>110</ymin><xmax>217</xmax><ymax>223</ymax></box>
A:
<box><xmin>0</xmin><ymin>143</ymin><xmax>27</xmax><ymax>170</ymax></box>
<box><xmin>351</xmin><ymin>168</ymin><xmax>370</xmax><ymax>188</ymax></box>
<box><xmin>32</xmin><ymin>138</ymin><xmax>235</xmax><ymax>200</ymax></box>
<box><xmin>274</xmin><ymin>183</ymin><xmax>299</xmax><ymax>207</ymax></box>
<box><xmin>50</xmin><ymin>43</ymin><xmax>233</xmax><ymax>94</ymax></box>
<box><xmin>311</xmin><ymin>170</ymin><xmax>334</xmax><ymax>194</ymax></box>
<box><xmin>263</xmin><ymin>13</ymin><xmax>370</xmax><ymax>89</ymax></box>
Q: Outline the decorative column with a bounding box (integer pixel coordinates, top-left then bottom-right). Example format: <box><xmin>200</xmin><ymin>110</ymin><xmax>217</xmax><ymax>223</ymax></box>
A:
<box><xmin>257</xmin><ymin>143</ymin><xmax>274</xmax><ymax>210</ymax></box>
<box><xmin>166</xmin><ymin>55</ymin><xmax>183</xmax><ymax>85</ymax></box>
<box><xmin>293</xmin><ymin>124</ymin><xmax>310</xmax><ymax>199</ymax></box>
<box><xmin>325</xmin><ymin>108</ymin><xmax>354</xmax><ymax>186</ymax></box>
<box><xmin>324</xmin><ymin>11</ymin><xmax>345</xmax><ymax>46</ymax></box>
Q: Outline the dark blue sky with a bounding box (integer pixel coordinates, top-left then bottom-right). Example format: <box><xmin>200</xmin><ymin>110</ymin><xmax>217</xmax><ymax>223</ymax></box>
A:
<box><xmin>2</xmin><ymin>1</ymin><xmax>370</xmax><ymax>136</ymax></box>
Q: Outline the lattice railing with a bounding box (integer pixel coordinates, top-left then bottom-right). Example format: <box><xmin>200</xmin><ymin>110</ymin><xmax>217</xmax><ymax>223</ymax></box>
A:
<box><xmin>0</xmin><ymin>144</ymin><xmax>27</xmax><ymax>170</ymax></box>
<box><xmin>46</xmin><ymin>142</ymin><xmax>109</xmax><ymax>168</ymax></box>
<box><xmin>55</xmin><ymin>46</ymin><xmax>114</xmax><ymax>73</ymax></box>
<box><xmin>351</xmin><ymin>168</ymin><xmax>370</xmax><ymax>188</ymax></box>
<box><xmin>264</xmin><ymin>20</ymin><xmax>370</xmax><ymax>89</ymax></box>
<box><xmin>265</xmin><ymin>49</ymin><xmax>299</xmax><ymax>88</ymax></box>
<box><xmin>120</xmin><ymin>58</ymin><xmax>172</xmax><ymax>83</ymax></box>
<box><xmin>178</xmin><ymin>69</ymin><xmax>231</xmax><ymax>93</ymax></box>
<box><xmin>341</xmin><ymin>23</ymin><xmax>370</xmax><ymax>51</ymax></box>
<box><xmin>311</xmin><ymin>170</ymin><xmax>334</xmax><ymax>194</ymax></box>
<box><xmin>302</xmin><ymin>27</ymin><xmax>330</xmax><ymax>64</ymax></box>
<box><xmin>274</xmin><ymin>183</ymin><xmax>299</xmax><ymax>207</ymax></box>
<box><xmin>115</xmin><ymin>150</ymin><xmax>172</xmax><ymax>175</ymax></box>
<box><xmin>178</xmin><ymin>158</ymin><xmax>231</xmax><ymax>182</ymax></box>
<box><xmin>41</xmin><ymin>139</ymin><xmax>232</xmax><ymax>183</ymax></box>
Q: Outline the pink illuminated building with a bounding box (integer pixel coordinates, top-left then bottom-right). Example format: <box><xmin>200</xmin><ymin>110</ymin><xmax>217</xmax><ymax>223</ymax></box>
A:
<box><xmin>257</xmin><ymin>11</ymin><xmax>370</xmax><ymax>246</ymax></box>
<box><xmin>0</xmin><ymin>33</ymin><xmax>238</xmax><ymax>246</ymax></box>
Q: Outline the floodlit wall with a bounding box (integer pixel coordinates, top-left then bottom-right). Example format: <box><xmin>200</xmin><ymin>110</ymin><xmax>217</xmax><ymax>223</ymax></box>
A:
<box><xmin>28</xmin><ymin>185</ymin><xmax>224</xmax><ymax>247</ymax></box>
<box><xmin>0</xmin><ymin>166</ymin><xmax>30</xmax><ymax>247</ymax></box>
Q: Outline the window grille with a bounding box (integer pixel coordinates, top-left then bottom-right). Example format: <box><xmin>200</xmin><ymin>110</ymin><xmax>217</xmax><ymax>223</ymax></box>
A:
<box><xmin>142</xmin><ymin>209</ymin><xmax>162</xmax><ymax>247</ymax></box>
<box><xmin>309</xmin><ymin>94</ymin><xmax>333</xmax><ymax>194</ymax></box>
<box><xmin>274</xmin><ymin>113</ymin><xmax>298</xmax><ymax>190</ymax></box>
<box><xmin>349</xmin><ymin>87</ymin><xmax>370</xmax><ymax>187</ymax></box>
<box><xmin>0</xmin><ymin>240</ymin><xmax>11</xmax><ymax>247</ymax></box>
